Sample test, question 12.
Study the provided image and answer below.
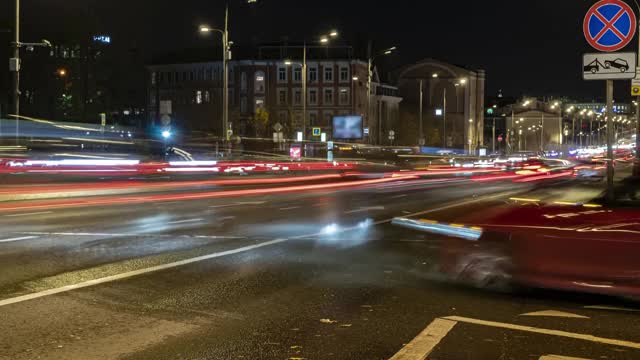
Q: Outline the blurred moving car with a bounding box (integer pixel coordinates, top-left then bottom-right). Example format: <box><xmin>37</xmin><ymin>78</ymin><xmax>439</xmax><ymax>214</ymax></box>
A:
<box><xmin>395</xmin><ymin>193</ymin><xmax>640</xmax><ymax>299</ymax></box>
<box><xmin>440</xmin><ymin>199</ymin><xmax>640</xmax><ymax>298</ymax></box>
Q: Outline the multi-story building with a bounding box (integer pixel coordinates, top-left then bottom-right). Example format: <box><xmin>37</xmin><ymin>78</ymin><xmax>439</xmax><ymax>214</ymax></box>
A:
<box><xmin>147</xmin><ymin>55</ymin><xmax>402</xmax><ymax>142</ymax></box>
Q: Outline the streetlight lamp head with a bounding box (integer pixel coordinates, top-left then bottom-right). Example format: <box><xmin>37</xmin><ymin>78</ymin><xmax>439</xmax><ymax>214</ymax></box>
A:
<box><xmin>352</xmin><ymin>76</ymin><xmax>359</xmax><ymax>81</ymax></box>
<box><xmin>284</xmin><ymin>59</ymin><xmax>293</xmax><ymax>66</ymax></box>
<box><xmin>57</xmin><ymin>68</ymin><xmax>67</xmax><ymax>77</ymax></box>
<box><xmin>162</xmin><ymin>130</ymin><xmax>171</xmax><ymax>139</ymax></box>
<box><xmin>459</xmin><ymin>78</ymin><xmax>467</xmax><ymax>84</ymax></box>
<box><xmin>329</xmin><ymin>30</ymin><xmax>339</xmax><ymax>37</ymax></box>
<box><xmin>432</xmin><ymin>73</ymin><xmax>438</xmax><ymax>78</ymax></box>
<box><xmin>320</xmin><ymin>37</ymin><xmax>329</xmax><ymax>44</ymax></box>
<box><xmin>199</xmin><ymin>25</ymin><xmax>211</xmax><ymax>33</ymax></box>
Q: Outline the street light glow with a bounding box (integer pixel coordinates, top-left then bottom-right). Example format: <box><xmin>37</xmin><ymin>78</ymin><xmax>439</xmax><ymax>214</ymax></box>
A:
<box><xmin>199</xmin><ymin>25</ymin><xmax>211</xmax><ymax>33</ymax></box>
<box><xmin>352</xmin><ymin>76</ymin><xmax>359</xmax><ymax>81</ymax></box>
<box><xmin>162</xmin><ymin>130</ymin><xmax>171</xmax><ymax>139</ymax></box>
<box><xmin>320</xmin><ymin>37</ymin><xmax>329</xmax><ymax>44</ymax></box>
<box><xmin>432</xmin><ymin>73</ymin><xmax>439</xmax><ymax>78</ymax></box>
<box><xmin>329</xmin><ymin>30</ymin><xmax>339</xmax><ymax>37</ymax></box>
<box><xmin>284</xmin><ymin>59</ymin><xmax>292</xmax><ymax>66</ymax></box>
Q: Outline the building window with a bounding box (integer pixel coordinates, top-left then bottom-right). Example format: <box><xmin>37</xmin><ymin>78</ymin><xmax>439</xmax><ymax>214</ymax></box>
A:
<box><xmin>324</xmin><ymin>88</ymin><xmax>334</xmax><ymax>105</ymax></box>
<box><xmin>339</xmin><ymin>88</ymin><xmax>349</xmax><ymax>105</ymax></box>
<box><xmin>324</xmin><ymin>66</ymin><xmax>333</xmax><ymax>82</ymax></box>
<box><xmin>294</xmin><ymin>89</ymin><xmax>302</xmax><ymax>105</ymax></box>
<box><xmin>323</xmin><ymin>112</ymin><xmax>333</xmax><ymax>126</ymax></box>
<box><xmin>158</xmin><ymin>72</ymin><xmax>164</xmax><ymax>84</ymax></box>
<box><xmin>279</xmin><ymin>111</ymin><xmax>288</xmax><ymax>123</ymax></box>
<box><xmin>278</xmin><ymin>67</ymin><xmax>287</xmax><ymax>82</ymax></box>
<box><xmin>255</xmin><ymin>98</ymin><xmax>265</xmax><ymax>111</ymax></box>
<box><xmin>278</xmin><ymin>89</ymin><xmax>287</xmax><ymax>105</ymax></box>
<box><xmin>175</xmin><ymin>72</ymin><xmax>180</xmax><ymax>83</ymax></box>
<box><xmin>198</xmin><ymin>69</ymin><xmax>204</xmax><ymax>81</ymax></box>
<box><xmin>205</xmin><ymin>91</ymin><xmax>211</xmax><ymax>103</ymax></box>
<box><xmin>294</xmin><ymin>68</ymin><xmax>302</xmax><ymax>82</ymax></box>
<box><xmin>309</xmin><ymin>89</ymin><xmax>318</xmax><ymax>105</ymax></box>
<box><xmin>309</xmin><ymin>67</ymin><xmax>318</xmax><ymax>83</ymax></box>
<box><xmin>206</xmin><ymin>68</ymin><xmax>213</xmax><ymax>80</ymax></box>
<box><xmin>151</xmin><ymin>72</ymin><xmax>157</xmax><ymax>85</ymax></box>
<box><xmin>241</xmin><ymin>72</ymin><xmax>247</xmax><ymax>91</ymax></box>
<box><xmin>309</xmin><ymin>112</ymin><xmax>318</xmax><ymax>126</ymax></box>
<box><xmin>196</xmin><ymin>90</ymin><xmax>203</xmax><ymax>104</ymax></box>
<box><xmin>183</xmin><ymin>72</ymin><xmax>188</xmax><ymax>81</ymax></box>
<box><xmin>240</xmin><ymin>97</ymin><xmax>248</xmax><ymax>113</ymax></box>
<box><xmin>255</xmin><ymin>71</ymin><xmax>265</xmax><ymax>93</ymax></box>
<box><xmin>340</xmin><ymin>67</ymin><xmax>349</xmax><ymax>82</ymax></box>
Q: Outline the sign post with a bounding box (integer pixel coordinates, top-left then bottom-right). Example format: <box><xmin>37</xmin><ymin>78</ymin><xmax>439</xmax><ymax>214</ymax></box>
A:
<box><xmin>583</xmin><ymin>0</ymin><xmax>638</xmax><ymax>201</ymax></box>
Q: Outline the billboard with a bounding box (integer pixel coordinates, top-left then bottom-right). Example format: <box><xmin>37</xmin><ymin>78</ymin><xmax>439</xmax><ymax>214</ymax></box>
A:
<box><xmin>332</xmin><ymin>115</ymin><xmax>363</xmax><ymax>140</ymax></box>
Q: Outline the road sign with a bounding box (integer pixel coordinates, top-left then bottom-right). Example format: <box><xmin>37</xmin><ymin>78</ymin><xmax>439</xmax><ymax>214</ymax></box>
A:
<box><xmin>584</xmin><ymin>0</ymin><xmax>637</xmax><ymax>52</ymax></box>
<box><xmin>583</xmin><ymin>52</ymin><xmax>636</xmax><ymax>80</ymax></box>
<box><xmin>312</xmin><ymin>127</ymin><xmax>321</xmax><ymax>137</ymax></box>
<box><xmin>364</xmin><ymin>127</ymin><xmax>369</xmax><ymax>135</ymax></box>
<box><xmin>99</xmin><ymin>113</ymin><xmax>106</xmax><ymax>127</ymax></box>
<box><xmin>273</xmin><ymin>122</ymin><xmax>283</xmax><ymax>132</ymax></box>
<box><xmin>227</xmin><ymin>129</ymin><xmax>233</xmax><ymax>138</ymax></box>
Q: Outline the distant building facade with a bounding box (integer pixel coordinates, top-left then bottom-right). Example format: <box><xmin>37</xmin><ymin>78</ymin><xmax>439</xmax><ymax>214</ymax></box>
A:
<box><xmin>147</xmin><ymin>57</ymin><xmax>402</xmax><ymax>142</ymax></box>
<box><xmin>391</xmin><ymin>59</ymin><xmax>486</xmax><ymax>152</ymax></box>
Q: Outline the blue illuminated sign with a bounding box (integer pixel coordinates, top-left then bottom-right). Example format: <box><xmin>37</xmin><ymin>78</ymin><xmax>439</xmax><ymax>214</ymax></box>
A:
<box><xmin>93</xmin><ymin>35</ymin><xmax>111</xmax><ymax>44</ymax></box>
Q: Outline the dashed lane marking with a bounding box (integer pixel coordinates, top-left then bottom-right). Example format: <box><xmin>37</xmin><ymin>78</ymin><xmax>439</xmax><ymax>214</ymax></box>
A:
<box><xmin>167</xmin><ymin>218</ymin><xmax>203</xmax><ymax>225</ymax></box>
<box><xmin>4</xmin><ymin>211</ymin><xmax>53</xmax><ymax>217</ymax></box>
<box><xmin>520</xmin><ymin>310</ymin><xmax>589</xmax><ymax>319</ymax></box>
<box><xmin>584</xmin><ymin>305</ymin><xmax>640</xmax><ymax>312</ymax></box>
<box><xmin>0</xmin><ymin>236</ymin><xmax>39</xmax><ymax>243</ymax></box>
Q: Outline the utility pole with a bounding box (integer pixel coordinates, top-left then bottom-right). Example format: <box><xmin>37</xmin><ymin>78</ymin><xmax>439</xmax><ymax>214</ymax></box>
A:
<box><xmin>302</xmin><ymin>42</ymin><xmax>307</xmax><ymax>140</ymax></box>
<box><xmin>418</xmin><ymin>79</ymin><xmax>424</xmax><ymax>145</ymax></box>
<box><xmin>11</xmin><ymin>0</ymin><xmax>20</xmax><ymax>140</ymax></box>
<box><xmin>606</xmin><ymin>80</ymin><xmax>615</xmax><ymax>202</ymax></box>
<box><xmin>223</xmin><ymin>3</ymin><xmax>230</xmax><ymax>142</ymax></box>
<box><xmin>443</xmin><ymin>88</ymin><xmax>447</xmax><ymax>148</ymax></box>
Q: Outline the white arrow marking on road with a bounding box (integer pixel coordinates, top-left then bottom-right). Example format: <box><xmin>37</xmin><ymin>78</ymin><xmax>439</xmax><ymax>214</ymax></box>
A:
<box><xmin>0</xmin><ymin>236</ymin><xmax>39</xmax><ymax>243</ymax></box>
<box><xmin>584</xmin><ymin>305</ymin><xmax>640</xmax><ymax>312</ymax></box>
<box><xmin>344</xmin><ymin>206</ymin><xmax>385</xmax><ymax>214</ymax></box>
<box><xmin>520</xmin><ymin>310</ymin><xmax>589</xmax><ymax>319</ymax></box>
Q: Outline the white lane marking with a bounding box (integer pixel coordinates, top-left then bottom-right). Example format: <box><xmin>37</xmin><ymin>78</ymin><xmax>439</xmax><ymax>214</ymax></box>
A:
<box><xmin>389</xmin><ymin>318</ymin><xmax>457</xmax><ymax>360</ymax></box>
<box><xmin>520</xmin><ymin>310</ymin><xmax>589</xmax><ymax>319</ymax></box>
<box><xmin>444</xmin><ymin>315</ymin><xmax>640</xmax><ymax>349</ymax></box>
<box><xmin>391</xmin><ymin>194</ymin><xmax>408</xmax><ymax>199</ymax></box>
<box><xmin>540</xmin><ymin>356</ymin><xmax>592</xmax><ymax>360</ymax></box>
<box><xmin>4</xmin><ymin>211</ymin><xmax>53</xmax><ymax>217</ymax></box>
<box><xmin>2</xmin><ymin>190</ymin><xmax>520</xmax><ymax>308</ymax></box>
<box><xmin>344</xmin><ymin>206</ymin><xmax>385</xmax><ymax>214</ymax></box>
<box><xmin>584</xmin><ymin>305</ymin><xmax>640</xmax><ymax>312</ymax></box>
<box><xmin>0</xmin><ymin>238</ymin><xmax>287</xmax><ymax>308</ymax></box>
<box><xmin>279</xmin><ymin>206</ymin><xmax>301</xmax><ymax>211</ymax></box>
<box><xmin>18</xmin><ymin>232</ymin><xmax>242</xmax><ymax>239</ymax></box>
<box><xmin>167</xmin><ymin>218</ymin><xmax>203</xmax><ymax>225</ymax></box>
<box><xmin>209</xmin><ymin>201</ymin><xmax>267</xmax><ymax>209</ymax></box>
<box><xmin>0</xmin><ymin>236</ymin><xmax>39</xmax><ymax>243</ymax></box>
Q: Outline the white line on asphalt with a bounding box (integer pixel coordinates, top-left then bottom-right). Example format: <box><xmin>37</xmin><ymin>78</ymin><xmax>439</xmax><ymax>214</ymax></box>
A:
<box><xmin>389</xmin><ymin>318</ymin><xmax>457</xmax><ymax>360</ymax></box>
<box><xmin>2</xmin><ymin>190</ymin><xmax>520</xmax><ymax>308</ymax></box>
<box><xmin>167</xmin><ymin>218</ymin><xmax>203</xmax><ymax>225</ymax></box>
<box><xmin>209</xmin><ymin>201</ymin><xmax>267</xmax><ymax>209</ymax></box>
<box><xmin>0</xmin><ymin>236</ymin><xmax>39</xmax><ymax>243</ymax></box>
<box><xmin>584</xmin><ymin>305</ymin><xmax>640</xmax><ymax>312</ymax></box>
<box><xmin>279</xmin><ymin>206</ymin><xmax>301</xmax><ymax>211</ymax></box>
<box><xmin>391</xmin><ymin>194</ymin><xmax>408</xmax><ymax>199</ymax></box>
<box><xmin>0</xmin><ymin>238</ymin><xmax>287</xmax><ymax>308</ymax></box>
<box><xmin>443</xmin><ymin>315</ymin><xmax>640</xmax><ymax>349</ymax></box>
<box><xmin>520</xmin><ymin>310</ymin><xmax>589</xmax><ymax>319</ymax></box>
<box><xmin>344</xmin><ymin>206</ymin><xmax>385</xmax><ymax>214</ymax></box>
<box><xmin>4</xmin><ymin>211</ymin><xmax>53</xmax><ymax>217</ymax></box>
<box><xmin>18</xmin><ymin>232</ymin><xmax>243</xmax><ymax>239</ymax></box>
<box><xmin>540</xmin><ymin>356</ymin><xmax>592</xmax><ymax>360</ymax></box>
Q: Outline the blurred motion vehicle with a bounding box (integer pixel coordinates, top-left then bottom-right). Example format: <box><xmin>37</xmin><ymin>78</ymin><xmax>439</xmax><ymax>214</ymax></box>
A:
<box><xmin>437</xmin><ymin>198</ymin><xmax>640</xmax><ymax>298</ymax></box>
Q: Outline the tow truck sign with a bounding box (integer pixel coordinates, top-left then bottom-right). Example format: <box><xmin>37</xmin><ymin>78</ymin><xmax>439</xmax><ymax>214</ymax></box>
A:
<box><xmin>583</xmin><ymin>52</ymin><xmax>636</xmax><ymax>80</ymax></box>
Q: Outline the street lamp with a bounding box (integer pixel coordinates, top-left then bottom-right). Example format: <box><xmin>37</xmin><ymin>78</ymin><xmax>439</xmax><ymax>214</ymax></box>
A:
<box><xmin>366</xmin><ymin>45</ymin><xmax>397</xmax><ymax>145</ymax></box>
<box><xmin>285</xmin><ymin>30</ymin><xmax>339</xmax><ymax>141</ymax></box>
<box><xmin>199</xmin><ymin>21</ymin><xmax>230</xmax><ymax>141</ymax></box>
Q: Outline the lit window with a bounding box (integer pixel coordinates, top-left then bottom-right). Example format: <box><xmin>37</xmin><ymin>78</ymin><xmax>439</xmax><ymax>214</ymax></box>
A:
<box><xmin>255</xmin><ymin>71</ymin><xmax>265</xmax><ymax>93</ymax></box>
<box><xmin>196</xmin><ymin>91</ymin><xmax>203</xmax><ymax>104</ymax></box>
<box><xmin>339</xmin><ymin>88</ymin><xmax>349</xmax><ymax>105</ymax></box>
<box><xmin>278</xmin><ymin>89</ymin><xmax>287</xmax><ymax>105</ymax></box>
<box><xmin>204</xmin><ymin>91</ymin><xmax>211</xmax><ymax>103</ymax></box>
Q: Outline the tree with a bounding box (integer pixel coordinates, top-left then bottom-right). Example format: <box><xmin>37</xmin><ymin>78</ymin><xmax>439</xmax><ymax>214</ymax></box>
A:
<box><xmin>252</xmin><ymin>107</ymin><xmax>270</xmax><ymax>137</ymax></box>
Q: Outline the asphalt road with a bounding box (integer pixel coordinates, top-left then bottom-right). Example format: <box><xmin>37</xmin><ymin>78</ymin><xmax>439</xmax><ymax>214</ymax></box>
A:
<box><xmin>1</xmin><ymin>176</ymin><xmax>639</xmax><ymax>360</ymax></box>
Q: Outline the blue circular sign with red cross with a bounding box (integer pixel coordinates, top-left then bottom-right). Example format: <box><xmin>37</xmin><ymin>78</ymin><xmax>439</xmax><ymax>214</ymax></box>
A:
<box><xmin>584</xmin><ymin>0</ymin><xmax>637</xmax><ymax>52</ymax></box>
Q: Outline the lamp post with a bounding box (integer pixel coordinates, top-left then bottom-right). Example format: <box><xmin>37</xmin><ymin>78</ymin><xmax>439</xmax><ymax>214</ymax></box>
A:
<box><xmin>285</xmin><ymin>30</ymin><xmax>338</xmax><ymax>141</ymax></box>
<box><xmin>432</xmin><ymin>74</ymin><xmax>467</xmax><ymax>151</ymax></box>
<box><xmin>366</xmin><ymin>46</ymin><xmax>396</xmax><ymax>145</ymax></box>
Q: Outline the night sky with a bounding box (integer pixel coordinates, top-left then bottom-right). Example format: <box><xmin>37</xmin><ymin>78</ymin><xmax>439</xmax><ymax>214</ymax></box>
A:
<box><xmin>2</xmin><ymin>0</ymin><xmax>636</xmax><ymax>101</ymax></box>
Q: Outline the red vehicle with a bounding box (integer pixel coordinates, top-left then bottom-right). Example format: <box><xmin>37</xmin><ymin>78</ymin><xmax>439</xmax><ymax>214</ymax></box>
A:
<box><xmin>395</xmin><ymin>198</ymin><xmax>640</xmax><ymax>298</ymax></box>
